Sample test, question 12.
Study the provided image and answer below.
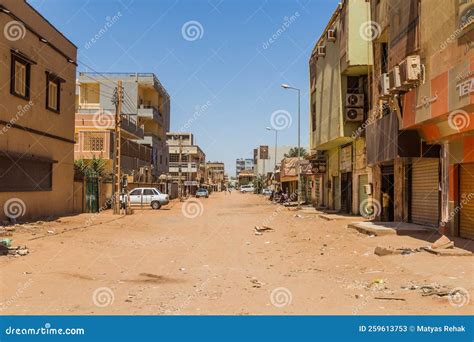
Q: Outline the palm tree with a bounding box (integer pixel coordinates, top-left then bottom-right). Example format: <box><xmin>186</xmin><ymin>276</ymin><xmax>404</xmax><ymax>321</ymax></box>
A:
<box><xmin>284</xmin><ymin>147</ymin><xmax>308</xmax><ymax>158</ymax></box>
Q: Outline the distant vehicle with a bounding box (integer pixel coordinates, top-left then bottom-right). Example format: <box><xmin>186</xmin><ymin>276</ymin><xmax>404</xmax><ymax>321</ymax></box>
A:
<box><xmin>196</xmin><ymin>188</ymin><xmax>209</xmax><ymax>198</ymax></box>
<box><xmin>262</xmin><ymin>188</ymin><xmax>272</xmax><ymax>196</ymax></box>
<box><xmin>240</xmin><ymin>184</ymin><xmax>255</xmax><ymax>193</ymax></box>
<box><xmin>123</xmin><ymin>187</ymin><xmax>169</xmax><ymax>209</ymax></box>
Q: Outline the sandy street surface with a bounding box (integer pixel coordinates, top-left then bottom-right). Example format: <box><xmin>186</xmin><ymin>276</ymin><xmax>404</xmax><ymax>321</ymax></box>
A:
<box><xmin>0</xmin><ymin>192</ymin><xmax>472</xmax><ymax>315</ymax></box>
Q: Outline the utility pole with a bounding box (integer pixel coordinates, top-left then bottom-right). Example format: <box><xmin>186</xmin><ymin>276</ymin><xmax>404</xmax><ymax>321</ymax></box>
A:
<box><xmin>178</xmin><ymin>135</ymin><xmax>183</xmax><ymax>201</ymax></box>
<box><xmin>112</xmin><ymin>81</ymin><xmax>123</xmax><ymax>215</ymax></box>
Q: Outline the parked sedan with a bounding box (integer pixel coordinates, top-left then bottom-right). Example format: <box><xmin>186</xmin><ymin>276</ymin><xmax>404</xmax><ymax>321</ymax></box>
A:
<box><xmin>240</xmin><ymin>185</ymin><xmax>255</xmax><ymax>193</ymax></box>
<box><xmin>195</xmin><ymin>188</ymin><xmax>209</xmax><ymax>198</ymax></box>
<box><xmin>123</xmin><ymin>187</ymin><xmax>169</xmax><ymax>209</ymax></box>
<box><xmin>262</xmin><ymin>188</ymin><xmax>272</xmax><ymax>196</ymax></box>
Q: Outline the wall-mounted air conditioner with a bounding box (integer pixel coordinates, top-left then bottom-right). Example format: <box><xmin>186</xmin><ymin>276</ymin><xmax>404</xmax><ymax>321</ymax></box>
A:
<box><xmin>388</xmin><ymin>66</ymin><xmax>402</xmax><ymax>93</ymax></box>
<box><xmin>345</xmin><ymin>94</ymin><xmax>364</xmax><ymax>107</ymax></box>
<box><xmin>327</xmin><ymin>29</ymin><xmax>336</xmax><ymax>42</ymax></box>
<box><xmin>399</xmin><ymin>55</ymin><xmax>422</xmax><ymax>88</ymax></box>
<box><xmin>317</xmin><ymin>45</ymin><xmax>326</xmax><ymax>57</ymax></box>
<box><xmin>378</xmin><ymin>73</ymin><xmax>390</xmax><ymax>99</ymax></box>
<box><xmin>345</xmin><ymin>108</ymin><xmax>364</xmax><ymax>122</ymax></box>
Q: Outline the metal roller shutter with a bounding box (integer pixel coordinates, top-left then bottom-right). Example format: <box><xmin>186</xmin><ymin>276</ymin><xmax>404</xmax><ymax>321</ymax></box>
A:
<box><xmin>358</xmin><ymin>174</ymin><xmax>368</xmax><ymax>215</ymax></box>
<box><xmin>460</xmin><ymin>163</ymin><xmax>474</xmax><ymax>240</ymax></box>
<box><xmin>411</xmin><ymin>159</ymin><xmax>439</xmax><ymax>227</ymax></box>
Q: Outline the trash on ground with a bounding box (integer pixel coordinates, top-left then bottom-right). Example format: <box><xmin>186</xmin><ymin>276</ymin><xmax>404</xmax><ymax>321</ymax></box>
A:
<box><xmin>374</xmin><ymin>296</ymin><xmax>406</xmax><ymax>301</ymax></box>
<box><xmin>254</xmin><ymin>226</ymin><xmax>274</xmax><ymax>233</ymax></box>
<box><xmin>0</xmin><ymin>245</ymin><xmax>29</xmax><ymax>256</ymax></box>
<box><xmin>0</xmin><ymin>238</ymin><xmax>12</xmax><ymax>247</ymax></box>
<box><xmin>374</xmin><ymin>246</ymin><xmax>423</xmax><ymax>256</ymax></box>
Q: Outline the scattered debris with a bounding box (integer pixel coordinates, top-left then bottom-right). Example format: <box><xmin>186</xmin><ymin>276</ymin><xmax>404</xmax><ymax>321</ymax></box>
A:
<box><xmin>0</xmin><ymin>238</ymin><xmax>12</xmax><ymax>247</ymax></box>
<box><xmin>294</xmin><ymin>214</ymin><xmax>304</xmax><ymax>218</ymax></box>
<box><xmin>249</xmin><ymin>277</ymin><xmax>264</xmax><ymax>288</ymax></box>
<box><xmin>254</xmin><ymin>226</ymin><xmax>273</xmax><ymax>236</ymax></box>
<box><xmin>421</xmin><ymin>247</ymin><xmax>472</xmax><ymax>256</ymax></box>
<box><xmin>254</xmin><ymin>226</ymin><xmax>274</xmax><ymax>233</ymax></box>
<box><xmin>47</xmin><ymin>230</ymin><xmax>55</xmax><ymax>234</ymax></box>
<box><xmin>0</xmin><ymin>245</ymin><xmax>29</xmax><ymax>256</ymax></box>
<box><xmin>374</xmin><ymin>246</ymin><xmax>422</xmax><ymax>256</ymax></box>
<box><xmin>431</xmin><ymin>235</ymin><xmax>454</xmax><ymax>249</ymax></box>
<box><xmin>374</xmin><ymin>297</ymin><xmax>406</xmax><ymax>301</ymax></box>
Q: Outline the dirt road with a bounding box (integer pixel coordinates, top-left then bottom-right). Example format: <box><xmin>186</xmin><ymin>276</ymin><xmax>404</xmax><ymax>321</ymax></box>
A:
<box><xmin>0</xmin><ymin>192</ymin><xmax>472</xmax><ymax>315</ymax></box>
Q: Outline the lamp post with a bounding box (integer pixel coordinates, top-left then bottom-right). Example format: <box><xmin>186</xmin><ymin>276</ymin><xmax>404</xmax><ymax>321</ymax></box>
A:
<box><xmin>266</xmin><ymin>126</ymin><xmax>278</xmax><ymax>189</ymax></box>
<box><xmin>281</xmin><ymin>83</ymin><xmax>301</xmax><ymax>207</ymax></box>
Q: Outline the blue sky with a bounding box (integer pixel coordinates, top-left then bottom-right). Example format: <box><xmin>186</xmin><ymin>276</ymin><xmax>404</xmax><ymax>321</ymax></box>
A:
<box><xmin>29</xmin><ymin>0</ymin><xmax>339</xmax><ymax>175</ymax></box>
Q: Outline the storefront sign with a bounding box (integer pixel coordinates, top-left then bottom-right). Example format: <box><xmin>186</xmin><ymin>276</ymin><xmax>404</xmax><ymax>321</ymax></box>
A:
<box><xmin>456</xmin><ymin>77</ymin><xmax>474</xmax><ymax>97</ymax></box>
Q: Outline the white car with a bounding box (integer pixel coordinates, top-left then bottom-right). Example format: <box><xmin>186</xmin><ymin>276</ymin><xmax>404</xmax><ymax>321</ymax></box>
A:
<box><xmin>240</xmin><ymin>185</ymin><xmax>255</xmax><ymax>193</ymax></box>
<box><xmin>124</xmin><ymin>187</ymin><xmax>169</xmax><ymax>209</ymax></box>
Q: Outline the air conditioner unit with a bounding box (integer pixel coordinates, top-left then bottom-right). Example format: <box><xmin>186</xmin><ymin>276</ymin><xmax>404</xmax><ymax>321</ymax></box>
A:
<box><xmin>345</xmin><ymin>108</ymin><xmax>364</xmax><ymax>122</ymax></box>
<box><xmin>327</xmin><ymin>29</ymin><xmax>336</xmax><ymax>42</ymax></box>
<box><xmin>378</xmin><ymin>73</ymin><xmax>390</xmax><ymax>99</ymax></box>
<box><xmin>345</xmin><ymin>94</ymin><xmax>364</xmax><ymax>107</ymax></box>
<box><xmin>388</xmin><ymin>66</ymin><xmax>402</xmax><ymax>93</ymax></box>
<box><xmin>399</xmin><ymin>55</ymin><xmax>422</xmax><ymax>88</ymax></box>
<box><xmin>317</xmin><ymin>45</ymin><xmax>326</xmax><ymax>57</ymax></box>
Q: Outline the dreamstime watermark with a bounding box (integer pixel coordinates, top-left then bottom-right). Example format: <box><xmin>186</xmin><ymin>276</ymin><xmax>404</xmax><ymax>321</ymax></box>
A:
<box><xmin>0</xmin><ymin>102</ymin><xmax>34</xmax><ymax>136</ymax></box>
<box><xmin>441</xmin><ymin>192</ymin><xmax>473</xmax><ymax>227</ymax></box>
<box><xmin>270</xmin><ymin>109</ymin><xmax>292</xmax><ymax>130</ymax></box>
<box><xmin>5</xmin><ymin>323</ymin><xmax>85</xmax><ymax>336</ymax></box>
<box><xmin>351</xmin><ymin>114</ymin><xmax>378</xmax><ymax>139</ymax></box>
<box><xmin>262</xmin><ymin>12</ymin><xmax>300</xmax><ymax>50</ymax></box>
<box><xmin>3</xmin><ymin>198</ymin><xmax>26</xmax><ymax>220</ymax></box>
<box><xmin>85</xmin><ymin>198</ymin><xmax>113</xmax><ymax>227</ymax></box>
<box><xmin>448</xmin><ymin>287</ymin><xmax>470</xmax><ymax>308</ymax></box>
<box><xmin>179</xmin><ymin>100</ymin><xmax>212</xmax><ymax>132</ymax></box>
<box><xmin>181</xmin><ymin>20</ymin><xmax>204</xmax><ymax>41</ymax></box>
<box><xmin>85</xmin><ymin>12</ymin><xmax>122</xmax><ymax>49</ymax></box>
<box><xmin>92</xmin><ymin>110</ymin><xmax>115</xmax><ymax>129</ymax></box>
<box><xmin>181</xmin><ymin>199</ymin><xmax>204</xmax><ymax>219</ymax></box>
<box><xmin>448</xmin><ymin>109</ymin><xmax>471</xmax><ymax>131</ymax></box>
<box><xmin>359</xmin><ymin>198</ymin><xmax>381</xmax><ymax>219</ymax></box>
<box><xmin>270</xmin><ymin>287</ymin><xmax>292</xmax><ymax>307</ymax></box>
<box><xmin>3</xmin><ymin>20</ymin><xmax>26</xmax><ymax>41</ymax></box>
<box><xmin>359</xmin><ymin>21</ymin><xmax>381</xmax><ymax>42</ymax></box>
<box><xmin>171</xmin><ymin>278</ymin><xmax>211</xmax><ymax>314</ymax></box>
<box><xmin>0</xmin><ymin>279</ymin><xmax>33</xmax><ymax>312</ymax></box>
<box><xmin>439</xmin><ymin>15</ymin><xmax>474</xmax><ymax>51</ymax></box>
<box><xmin>260</xmin><ymin>191</ymin><xmax>298</xmax><ymax>227</ymax></box>
<box><xmin>92</xmin><ymin>287</ymin><xmax>115</xmax><ymax>307</ymax></box>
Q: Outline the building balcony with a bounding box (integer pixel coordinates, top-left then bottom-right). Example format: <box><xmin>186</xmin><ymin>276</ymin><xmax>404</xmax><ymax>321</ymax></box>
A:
<box><xmin>75</xmin><ymin>108</ymin><xmax>144</xmax><ymax>140</ymax></box>
<box><xmin>137</xmin><ymin>105</ymin><xmax>163</xmax><ymax>125</ymax></box>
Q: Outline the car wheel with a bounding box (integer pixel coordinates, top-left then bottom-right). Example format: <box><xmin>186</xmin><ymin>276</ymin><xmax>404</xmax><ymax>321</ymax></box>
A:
<box><xmin>151</xmin><ymin>201</ymin><xmax>161</xmax><ymax>210</ymax></box>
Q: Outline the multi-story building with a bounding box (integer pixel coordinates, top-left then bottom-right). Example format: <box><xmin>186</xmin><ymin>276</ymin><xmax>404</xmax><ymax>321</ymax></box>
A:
<box><xmin>167</xmin><ymin>132</ymin><xmax>206</xmax><ymax>195</ymax></box>
<box><xmin>76</xmin><ymin>72</ymin><xmax>170</xmax><ymax>179</ymax></box>
<box><xmin>206</xmin><ymin>162</ymin><xmax>225</xmax><ymax>191</ymax></box>
<box><xmin>367</xmin><ymin>0</ymin><xmax>474</xmax><ymax>238</ymax></box>
<box><xmin>74</xmin><ymin>81</ymin><xmax>153</xmax><ymax>182</ymax></box>
<box><xmin>236</xmin><ymin>158</ymin><xmax>254</xmax><ymax>176</ymax></box>
<box><xmin>0</xmin><ymin>0</ymin><xmax>77</xmax><ymax>220</ymax></box>
<box><xmin>308</xmin><ymin>0</ymin><xmax>373</xmax><ymax>214</ymax></box>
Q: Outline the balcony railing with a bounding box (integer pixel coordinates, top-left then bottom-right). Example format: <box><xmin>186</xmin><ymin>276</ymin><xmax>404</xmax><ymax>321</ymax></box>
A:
<box><xmin>75</xmin><ymin>109</ymin><xmax>144</xmax><ymax>139</ymax></box>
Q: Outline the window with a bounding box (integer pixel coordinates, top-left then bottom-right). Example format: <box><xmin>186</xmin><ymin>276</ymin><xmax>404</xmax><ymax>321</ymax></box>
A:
<box><xmin>46</xmin><ymin>72</ymin><xmax>63</xmax><ymax>113</ymax></box>
<box><xmin>0</xmin><ymin>156</ymin><xmax>52</xmax><ymax>191</ymax></box>
<box><xmin>129</xmin><ymin>189</ymin><xmax>142</xmax><ymax>196</ymax></box>
<box><xmin>381</xmin><ymin>43</ymin><xmax>388</xmax><ymax>74</ymax></box>
<box><xmin>11</xmin><ymin>54</ymin><xmax>31</xmax><ymax>99</ymax></box>
<box><xmin>143</xmin><ymin>189</ymin><xmax>154</xmax><ymax>196</ymax></box>
<box><xmin>83</xmin><ymin>133</ymin><xmax>104</xmax><ymax>152</ymax></box>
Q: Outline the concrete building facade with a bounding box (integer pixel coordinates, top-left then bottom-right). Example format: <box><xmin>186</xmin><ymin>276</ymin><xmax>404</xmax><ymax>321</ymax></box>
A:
<box><xmin>308</xmin><ymin>0</ymin><xmax>373</xmax><ymax>214</ymax></box>
<box><xmin>0</xmin><ymin>0</ymin><xmax>77</xmax><ymax>221</ymax></box>
<box><xmin>76</xmin><ymin>72</ymin><xmax>170</xmax><ymax>179</ymax></box>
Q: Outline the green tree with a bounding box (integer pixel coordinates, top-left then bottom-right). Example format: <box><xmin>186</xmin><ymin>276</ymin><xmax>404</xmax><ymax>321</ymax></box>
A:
<box><xmin>74</xmin><ymin>156</ymin><xmax>108</xmax><ymax>179</ymax></box>
<box><xmin>284</xmin><ymin>147</ymin><xmax>308</xmax><ymax>158</ymax></box>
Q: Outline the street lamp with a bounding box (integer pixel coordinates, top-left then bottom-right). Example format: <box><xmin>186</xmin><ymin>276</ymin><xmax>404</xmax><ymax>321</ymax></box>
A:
<box><xmin>281</xmin><ymin>83</ymin><xmax>301</xmax><ymax>207</ymax></box>
<box><xmin>266</xmin><ymin>126</ymin><xmax>278</xmax><ymax>185</ymax></box>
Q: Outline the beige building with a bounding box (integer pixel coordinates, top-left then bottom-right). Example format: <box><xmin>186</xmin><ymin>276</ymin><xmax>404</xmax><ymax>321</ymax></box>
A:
<box><xmin>167</xmin><ymin>133</ymin><xmax>206</xmax><ymax>195</ymax></box>
<box><xmin>0</xmin><ymin>0</ymin><xmax>77</xmax><ymax>221</ymax></box>
<box><xmin>206</xmin><ymin>162</ymin><xmax>225</xmax><ymax>191</ymax></box>
<box><xmin>75</xmin><ymin>72</ymin><xmax>170</xmax><ymax>179</ymax></box>
<box><xmin>308</xmin><ymin>0</ymin><xmax>373</xmax><ymax>214</ymax></box>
